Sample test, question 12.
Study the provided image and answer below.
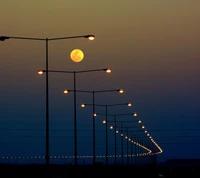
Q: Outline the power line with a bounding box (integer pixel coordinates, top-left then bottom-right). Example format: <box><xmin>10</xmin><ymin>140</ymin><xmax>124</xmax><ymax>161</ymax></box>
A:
<box><xmin>145</xmin><ymin>136</ymin><xmax>200</xmax><ymax>138</ymax></box>
<box><xmin>0</xmin><ymin>128</ymin><xmax>104</xmax><ymax>131</ymax></box>
<box><xmin>159</xmin><ymin>142</ymin><xmax>200</xmax><ymax>144</ymax></box>
<box><xmin>148</xmin><ymin>128</ymin><xmax>200</xmax><ymax>132</ymax></box>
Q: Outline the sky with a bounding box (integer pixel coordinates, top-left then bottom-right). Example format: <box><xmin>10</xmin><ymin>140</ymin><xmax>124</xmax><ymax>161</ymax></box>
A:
<box><xmin>0</xmin><ymin>0</ymin><xmax>200</xmax><ymax>164</ymax></box>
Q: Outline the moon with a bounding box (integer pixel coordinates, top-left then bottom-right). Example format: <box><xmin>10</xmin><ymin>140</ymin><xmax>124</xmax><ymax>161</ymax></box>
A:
<box><xmin>70</xmin><ymin>49</ymin><xmax>84</xmax><ymax>62</ymax></box>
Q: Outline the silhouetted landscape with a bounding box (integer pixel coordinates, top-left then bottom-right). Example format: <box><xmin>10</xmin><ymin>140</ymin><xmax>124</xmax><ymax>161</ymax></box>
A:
<box><xmin>1</xmin><ymin>159</ymin><xmax>200</xmax><ymax>178</ymax></box>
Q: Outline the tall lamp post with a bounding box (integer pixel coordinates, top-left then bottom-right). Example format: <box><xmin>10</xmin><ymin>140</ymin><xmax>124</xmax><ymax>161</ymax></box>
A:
<box><xmin>63</xmin><ymin>88</ymin><xmax>124</xmax><ymax>165</ymax></box>
<box><xmin>95</xmin><ymin>112</ymin><xmax>139</xmax><ymax>165</ymax></box>
<box><xmin>0</xmin><ymin>34</ymin><xmax>95</xmax><ymax>165</ymax></box>
<box><xmin>82</xmin><ymin>102</ymin><xmax>132</xmax><ymax>166</ymax></box>
<box><xmin>38</xmin><ymin>68</ymin><xmax>109</xmax><ymax>166</ymax></box>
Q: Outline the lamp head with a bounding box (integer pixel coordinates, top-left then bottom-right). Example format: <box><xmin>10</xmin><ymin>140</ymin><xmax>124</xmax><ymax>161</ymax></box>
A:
<box><xmin>84</xmin><ymin>35</ymin><xmax>95</xmax><ymax>40</ymax></box>
<box><xmin>105</xmin><ymin>68</ymin><xmax>111</xmax><ymax>73</ymax></box>
<box><xmin>38</xmin><ymin>70</ymin><xmax>44</xmax><ymax>74</ymax></box>
<box><xmin>119</xmin><ymin>89</ymin><xmax>124</xmax><ymax>94</ymax></box>
<box><xmin>142</xmin><ymin>125</ymin><xmax>145</xmax><ymax>129</ymax></box>
<box><xmin>63</xmin><ymin>90</ymin><xmax>69</xmax><ymax>94</ymax></box>
<box><xmin>133</xmin><ymin>112</ymin><xmax>137</xmax><ymax>116</ymax></box>
<box><xmin>127</xmin><ymin>102</ymin><xmax>132</xmax><ymax>107</ymax></box>
<box><xmin>81</xmin><ymin>104</ymin><xmax>85</xmax><ymax>108</ymax></box>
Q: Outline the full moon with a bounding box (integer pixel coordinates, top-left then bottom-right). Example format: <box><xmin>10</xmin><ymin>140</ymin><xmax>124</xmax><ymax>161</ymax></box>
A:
<box><xmin>70</xmin><ymin>49</ymin><xmax>84</xmax><ymax>62</ymax></box>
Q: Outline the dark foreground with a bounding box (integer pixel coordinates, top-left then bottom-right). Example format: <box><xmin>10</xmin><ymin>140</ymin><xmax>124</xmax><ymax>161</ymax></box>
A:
<box><xmin>0</xmin><ymin>163</ymin><xmax>200</xmax><ymax>178</ymax></box>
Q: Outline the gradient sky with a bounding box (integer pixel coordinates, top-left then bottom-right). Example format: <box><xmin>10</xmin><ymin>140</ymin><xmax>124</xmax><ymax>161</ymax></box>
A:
<box><xmin>0</xmin><ymin>0</ymin><xmax>200</xmax><ymax>164</ymax></box>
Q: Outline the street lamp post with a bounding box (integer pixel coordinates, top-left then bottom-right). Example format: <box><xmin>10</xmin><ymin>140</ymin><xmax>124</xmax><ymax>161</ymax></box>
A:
<box><xmin>38</xmin><ymin>68</ymin><xmax>110</xmax><ymax>166</ymax></box>
<box><xmin>131</xmin><ymin>133</ymin><xmax>133</xmax><ymax>165</ymax></box>
<box><xmin>114</xmin><ymin>115</ymin><xmax>117</xmax><ymax>165</ymax></box>
<box><xmin>134</xmin><ymin>135</ymin><xmax>137</xmax><ymax>165</ymax></box>
<box><xmin>0</xmin><ymin>34</ymin><xmax>95</xmax><ymax>165</ymax></box>
<box><xmin>121</xmin><ymin>123</ymin><xmax>124</xmax><ymax>165</ymax></box>
<box><xmin>126</xmin><ymin>128</ymin><xmax>129</xmax><ymax>164</ymax></box>
<box><xmin>85</xmin><ymin>102</ymin><xmax>132</xmax><ymax>166</ymax></box>
<box><xmin>64</xmin><ymin>88</ymin><xmax>123</xmax><ymax>165</ymax></box>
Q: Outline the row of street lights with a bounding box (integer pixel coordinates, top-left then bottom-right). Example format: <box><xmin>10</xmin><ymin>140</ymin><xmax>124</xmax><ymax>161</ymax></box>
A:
<box><xmin>1</xmin><ymin>34</ymin><xmax>162</xmax><ymax>166</ymax></box>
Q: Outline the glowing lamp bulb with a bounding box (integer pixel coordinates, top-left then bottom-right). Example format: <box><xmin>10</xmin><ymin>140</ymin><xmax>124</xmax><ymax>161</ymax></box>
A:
<box><xmin>106</xmin><ymin>68</ymin><xmax>111</xmax><ymax>73</ymax></box>
<box><xmin>119</xmin><ymin>89</ymin><xmax>124</xmax><ymax>94</ymax></box>
<box><xmin>88</xmin><ymin>35</ymin><xmax>95</xmax><ymax>40</ymax></box>
<box><xmin>81</xmin><ymin>104</ymin><xmax>85</xmax><ymax>108</ymax></box>
<box><xmin>38</xmin><ymin>70</ymin><xmax>44</xmax><ymax>74</ymax></box>
<box><xmin>128</xmin><ymin>102</ymin><xmax>132</xmax><ymax>107</ymax></box>
<box><xmin>63</xmin><ymin>90</ymin><xmax>69</xmax><ymax>94</ymax></box>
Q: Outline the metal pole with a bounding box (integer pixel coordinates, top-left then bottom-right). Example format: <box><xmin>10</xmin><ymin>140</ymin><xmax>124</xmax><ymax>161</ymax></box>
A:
<box><xmin>131</xmin><ymin>134</ymin><xmax>133</xmax><ymax>165</ymax></box>
<box><xmin>137</xmin><ymin>138</ymin><xmax>140</xmax><ymax>165</ymax></box>
<box><xmin>135</xmin><ymin>136</ymin><xmax>137</xmax><ymax>165</ymax></box>
<box><xmin>126</xmin><ymin>128</ymin><xmax>128</xmax><ymax>165</ymax></box>
<box><xmin>92</xmin><ymin>91</ymin><xmax>96</xmax><ymax>165</ymax></box>
<box><xmin>45</xmin><ymin>38</ymin><xmax>49</xmax><ymax>165</ymax></box>
<box><xmin>105</xmin><ymin>105</ymin><xmax>108</xmax><ymax>166</ymax></box>
<box><xmin>141</xmin><ymin>140</ymin><xmax>143</xmax><ymax>164</ymax></box>
<box><xmin>114</xmin><ymin>115</ymin><xmax>116</xmax><ymax>165</ymax></box>
<box><xmin>121</xmin><ymin>122</ymin><xmax>123</xmax><ymax>165</ymax></box>
<box><xmin>74</xmin><ymin>71</ymin><xmax>77</xmax><ymax>166</ymax></box>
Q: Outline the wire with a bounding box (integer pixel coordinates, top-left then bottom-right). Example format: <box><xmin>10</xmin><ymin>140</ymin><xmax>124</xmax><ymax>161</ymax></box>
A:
<box><xmin>147</xmin><ymin>128</ymin><xmax>200</xmax><ymax>132</ymax></box>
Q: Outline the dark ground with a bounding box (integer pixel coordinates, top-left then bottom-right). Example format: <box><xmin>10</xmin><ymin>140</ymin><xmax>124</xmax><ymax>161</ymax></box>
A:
<box><xmin>0</xmin><ymin>163</ymin><xmax>199</xmax><ymax>178</ymax></box>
